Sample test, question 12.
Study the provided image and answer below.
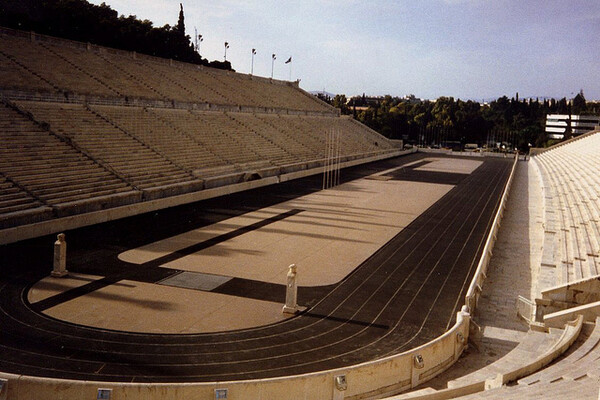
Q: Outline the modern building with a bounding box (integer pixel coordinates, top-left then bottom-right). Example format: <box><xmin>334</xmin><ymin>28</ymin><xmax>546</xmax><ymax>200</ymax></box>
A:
<box><xmin>545</xmin><ymin>114</ymin><xmax>600</xmax><ymax>139</ymax></box>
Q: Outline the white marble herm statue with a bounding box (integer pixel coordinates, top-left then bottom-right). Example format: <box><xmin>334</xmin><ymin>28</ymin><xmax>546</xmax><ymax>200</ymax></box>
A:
<box><xmin>51</xmin><ymin>233</ymin><xmax>69</xmax><ymax>278</ymax></box>
<box><xmin>282</xmin><ymin>264</ymin><xmax>299</xmax><ymax>314</ymax></box>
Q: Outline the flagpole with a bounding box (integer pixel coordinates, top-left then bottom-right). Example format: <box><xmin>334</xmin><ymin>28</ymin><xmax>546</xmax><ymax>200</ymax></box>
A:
<box><xmin>271</xmin><ymin>54</ymin><xmax>276</xmax><ymax>79</ymax></box>
<box><xmin>284</xmin><ymin>56</ymin><xmax>292</xmax><ymax>81</ymax></box>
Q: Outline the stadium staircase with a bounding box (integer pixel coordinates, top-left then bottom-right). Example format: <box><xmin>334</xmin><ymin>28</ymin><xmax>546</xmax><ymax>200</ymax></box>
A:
<box><xmin>0</xmin><ymin>27</ymin><xmax>402</xmax><ymax>241</ymax></box>
<box><xmin>447</xmin><ymin>317</ymin><xmax>600</xmax><ymax>399</ymax></box>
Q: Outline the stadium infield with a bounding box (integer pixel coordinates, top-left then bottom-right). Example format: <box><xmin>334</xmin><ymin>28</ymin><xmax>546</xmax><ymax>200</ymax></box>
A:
<box><xmin>0</xmin><ymin>153</ymin><xmax>512</xmax><ymax>383</ymax></box>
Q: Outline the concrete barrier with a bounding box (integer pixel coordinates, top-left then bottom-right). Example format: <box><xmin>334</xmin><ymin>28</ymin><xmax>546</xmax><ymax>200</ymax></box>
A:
<box><xmin>0</xmin><ymin>310</ymin><xmax>468</xmax><ymax>400</ymax></box>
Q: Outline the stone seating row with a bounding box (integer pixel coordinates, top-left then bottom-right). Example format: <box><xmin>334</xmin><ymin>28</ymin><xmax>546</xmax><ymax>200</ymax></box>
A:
<box><xmin>548</xmin><ymin>133</ymin><xmax>600</xmax><ymax>192</ymax></box>
<box><xmin>446</xmin><ymin>329</ymin><xmax>564</xmax><ymax>389</ymax></box>
<box><xmin>90</xmin><ymin>105</ymin><xmax>227</xmax><ymax>172</ymax></box>
<box><xmin>547</xmin><ymin>154</ymin><xmax>600</xmax><ymax>238</ymax></box>
<box><xmin>533</xmin><ymin>132</ymin><xmax>600</xmax><ymax>289</ymax></box>
<box><xmin>267</xmin><ymin>115</ymin><xmax>331</xmax><ymax>156</ymax></box>
<box><xmin>550</xmin><ymin>152</ymin><xmax>599</xmax><ymax>196</ymax></box>
<box><xmin>80</xmin><ymin>104</ymin><xmax>393</xmax><ymax>178</ymax></box>
<box><xmin>519</xmin><ymin>317</ymin><xmax>600</xmax><ymax>385</ymax></box>
<box><xmin>201</xmin><ymin>111</ymin><xmax>299</xmax><ymax>166</ymax></box>
<box><xmin>233</xmin><ymin>113</ymin><xmax>318</xmax><ymax>161</ymax></box>
<box><xmin>0</xmin><ymin>30</ymin><xmax>332</xmax><ymax>114</ymax></box>
<box><xmin>455</xmin><ymin>319</ymin><xmax>600</xmax><ymax>399</ymax></box>
<box><xmin>391</xmin><ymin>317</ymin><xmax>584</xmax><ymax>400</ymax></box>
<box><xmin>0</xmin><ymin>50</ymin><xmax>55</xmax><ymax>93</ymax></box>
<box><xmin>0</xmin><ymin>99</ymin><xmax>396</xmax><ymax>229</ymax></box>
<box><xmin>0</xmin><ymin>103</ymin><xmax>140</xmax><ymax>221</ymax></box>
<box><xmin>15</xmin><ymin>101</ymin><xmax>201</xmax><ymax>194</ymax></box>
<box><xmin>0</xmin><ymin>176</ymin><xmax>53</xmax><ymax>229</ymax></box>
<box><xmin>0</xmin><ymin>35</ymin><xmax>116</xmax><ymax>98</ymax></box>
<box><xmin>536</xmin><ymin>159</ymin><xmax>592</xmax><ymax>285</ymax></box>
<box><xmin>456</xmin><ymin>375</ymin><xmax>598</xmax><ymax>399</ymax></box>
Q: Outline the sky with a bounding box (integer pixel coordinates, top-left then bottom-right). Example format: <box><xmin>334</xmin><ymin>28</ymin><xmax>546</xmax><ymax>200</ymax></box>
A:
<box><xmin>88</xmin><ymin>0</ymin><xmax>600</xmax><ymax>100</ymax></box>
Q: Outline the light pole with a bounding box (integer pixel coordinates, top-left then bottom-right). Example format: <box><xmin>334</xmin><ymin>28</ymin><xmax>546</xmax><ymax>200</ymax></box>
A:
<box><xmin>251</xmin><ymin>48</ymin><xmax>256</xmax><ymax>75</ymax></box>
<box><xmin>224</xmin><ymin>41</ymin><xmax>229</xmax><ymax>61</ymax></box>
<box><xmin>271</xmin><ymin>53</ymin><xmax>276</xmax><ymax>78</ymax></box>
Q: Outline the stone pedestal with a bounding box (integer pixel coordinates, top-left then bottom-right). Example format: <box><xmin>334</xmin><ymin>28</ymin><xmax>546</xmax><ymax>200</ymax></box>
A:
<box><xmin>51</xmin><ymin>233</ymin><xmax>69</xmax><ymax>278</ymax></box>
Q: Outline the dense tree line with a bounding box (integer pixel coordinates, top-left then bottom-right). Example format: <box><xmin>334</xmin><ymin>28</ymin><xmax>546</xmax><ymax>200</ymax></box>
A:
<box><xmin>0</xmin><ymin>0</ymin><xmax>232</xmax><ymax>70</ymax></box>
<box><xmin>322</xmin><ymin>91</ymin><xmax>598</xmax><ymax>152</ymax></box>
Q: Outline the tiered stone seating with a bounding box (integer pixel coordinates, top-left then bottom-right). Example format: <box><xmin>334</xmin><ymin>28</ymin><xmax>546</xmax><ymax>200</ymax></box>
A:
<box><xmin>15</xmin><ymin>101</ymin><xmax>202</xmax><ymax>199</ymax></box>
<box><xmin>519</xmin><ymin>317</ymin><xmax>600</xmax><ymax>386</ymax></box>
<box><xmin>294</xmin><ymin>115</ymin><xmax>392</xmax><ymax>157</ymax></box>
<box><xmin>448</xmin><ymin>319</ymin><xmax>600</xmax><ymax>399</ymax></box>
<box><xmin>238</xmin><ymin>113</ymin><xmax>318</xmax><ymax>161</ymax></box>
<box><xmin>0</xmin><ymin>103</ymin><xmax>138</xmax><ymax>220</ymax></box>
<box><xmin>0</xmin><ymin>28</ymin><xmax>399</xmax><ymax>234</ymax></box>
<box><xmin>0</xmin><ymin>34</ymin><xmax>117</xmax><ymax>97</ymax></box>
<box><xmin>450</xmin><ymin>376</ymin><xmax>598</xmax><ymax>399</ymax></box>
<box><xmin>187</xmin><ymin>111</ymin><xmax>266</xmax><ymax>168</ymax></box>
<box><xmin>151</xmin><ymin>62</ymin><xmax>234</xmax><ymax>105</ymax></box>
<box><xmin>200</xmin><ymin>68</ymin><xmax>328</xmax><ymax>112</ymax></box>
<box><xmin>0</xmin><ymin>175</ymin><xmax>42</xmax><ymax>215</ymax></box>
<box><xmin>90</xmin><ymin>105</ymin><xmax>222</xmax><ymax>174</ymax></box>
<box><xmin>271</xmin><ymin>83</ymin><xmax>334</xmax><ymax>113</ymax></box>
<box><xmin>391</xmin><ymin>317</ymin><xmax>584</xmax><ymax>400</ymax></box>
<box><xmin>223</xmin><ymin>113</ymin><xmax>300</xmax><ymax>165</ymax></box>
<box><xmin>200</xmin><ymin>69</ymin><xmax>268</xmax><ymax>109</ymax></box>
<box><xmin>340</xmin><ymin>117</ymin><xmax>395</xmax><ymax>153</ymax></box>
<box><xmin>345</xmin><ymin>117</ymin><xmax>395</xmax><ymax>149</ymax></box>
<box><xmin>96</xmin><ymin>51</ymin><xmax>190</xmax><ymax>102</ymax></box>
<box><xmin>0</xmin><ymin>29</ymin><xmax>335</xmax><ymax>114</ymax></box>
<box><xmin>444</xmin><ymin>329</ymin><xmax>565</xmax><ymax>389</ymax></box>
<box><xmin>272</xmin><ymin>115</ymin><xmax>331</xmax><ymax>157</ymax></box>
<box><xmin>39</xmin><ymin>40</ymin><xmax>158</xmax><ymax>100</ymax></box>
<box><xmin>0</xmin><ymin>50</ymin><xmax>55</xmax><ymax>93</ymax></box>
<box><xmin>0</xmin><ymin>175</ymin><xmax>51</xmax><ymax>229</ymax></box>
<box><xmin>533</xmin><ymin>131</ymin><xmax>600</xmax><ymax>288</ymax></box>
<box><xmin>146</xmin><ymin>108</ymin><xmax>230</xmax><ymax>173</ymax></box>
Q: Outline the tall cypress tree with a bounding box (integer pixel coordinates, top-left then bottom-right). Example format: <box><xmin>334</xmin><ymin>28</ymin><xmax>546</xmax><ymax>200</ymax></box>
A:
<box><xmin>177</xmin><ymin>3</ymin><xmax>185</xmax><ymax>35</ymax></box>
<box><xmin>572</xmin><ymin>90</ymin><xmax>587</xmax><ymax>115</ymax></box>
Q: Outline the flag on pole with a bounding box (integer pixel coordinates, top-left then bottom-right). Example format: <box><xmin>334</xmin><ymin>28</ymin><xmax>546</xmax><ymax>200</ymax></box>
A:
<box><xmin>285</xmin><ymin>56</ymin><xmax>292</xmax><ymax>64</ymax></box>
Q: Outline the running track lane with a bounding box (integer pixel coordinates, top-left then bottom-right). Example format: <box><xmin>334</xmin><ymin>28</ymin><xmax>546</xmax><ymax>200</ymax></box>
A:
<box><xmin>0</xmin><ymin>157</ymin><xmax>512</xmax><ymax>382</ymax></box>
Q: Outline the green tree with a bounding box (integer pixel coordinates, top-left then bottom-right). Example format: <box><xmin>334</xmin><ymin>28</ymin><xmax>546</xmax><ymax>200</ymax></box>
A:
<box><xmin>572</xmin><ymin>90</ymin><xmax>587</xmax><ymax>115</ymax></box>
<box><xmin>176</xmin><ymin>3</ymin><xmax>185</xmax><ymax>35</ymax></box>
<box><xmin>332</xmin><ymin>92</ymin><xmax>584</xmax><ymax>149</ymax></box>
<box><xmin>556</xmin><ymin>98</ymin><xmax>569</xmax><ymax>114</ymax></box>
<box><xmin>332</xmin><ymin>95</ymin><xmax>349</xmax><ymax>115</ymax></box>
<box><xmin>0</xmin><ymin>0</ymin><xmax>231</xmax><ymax>70</ymax></box>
